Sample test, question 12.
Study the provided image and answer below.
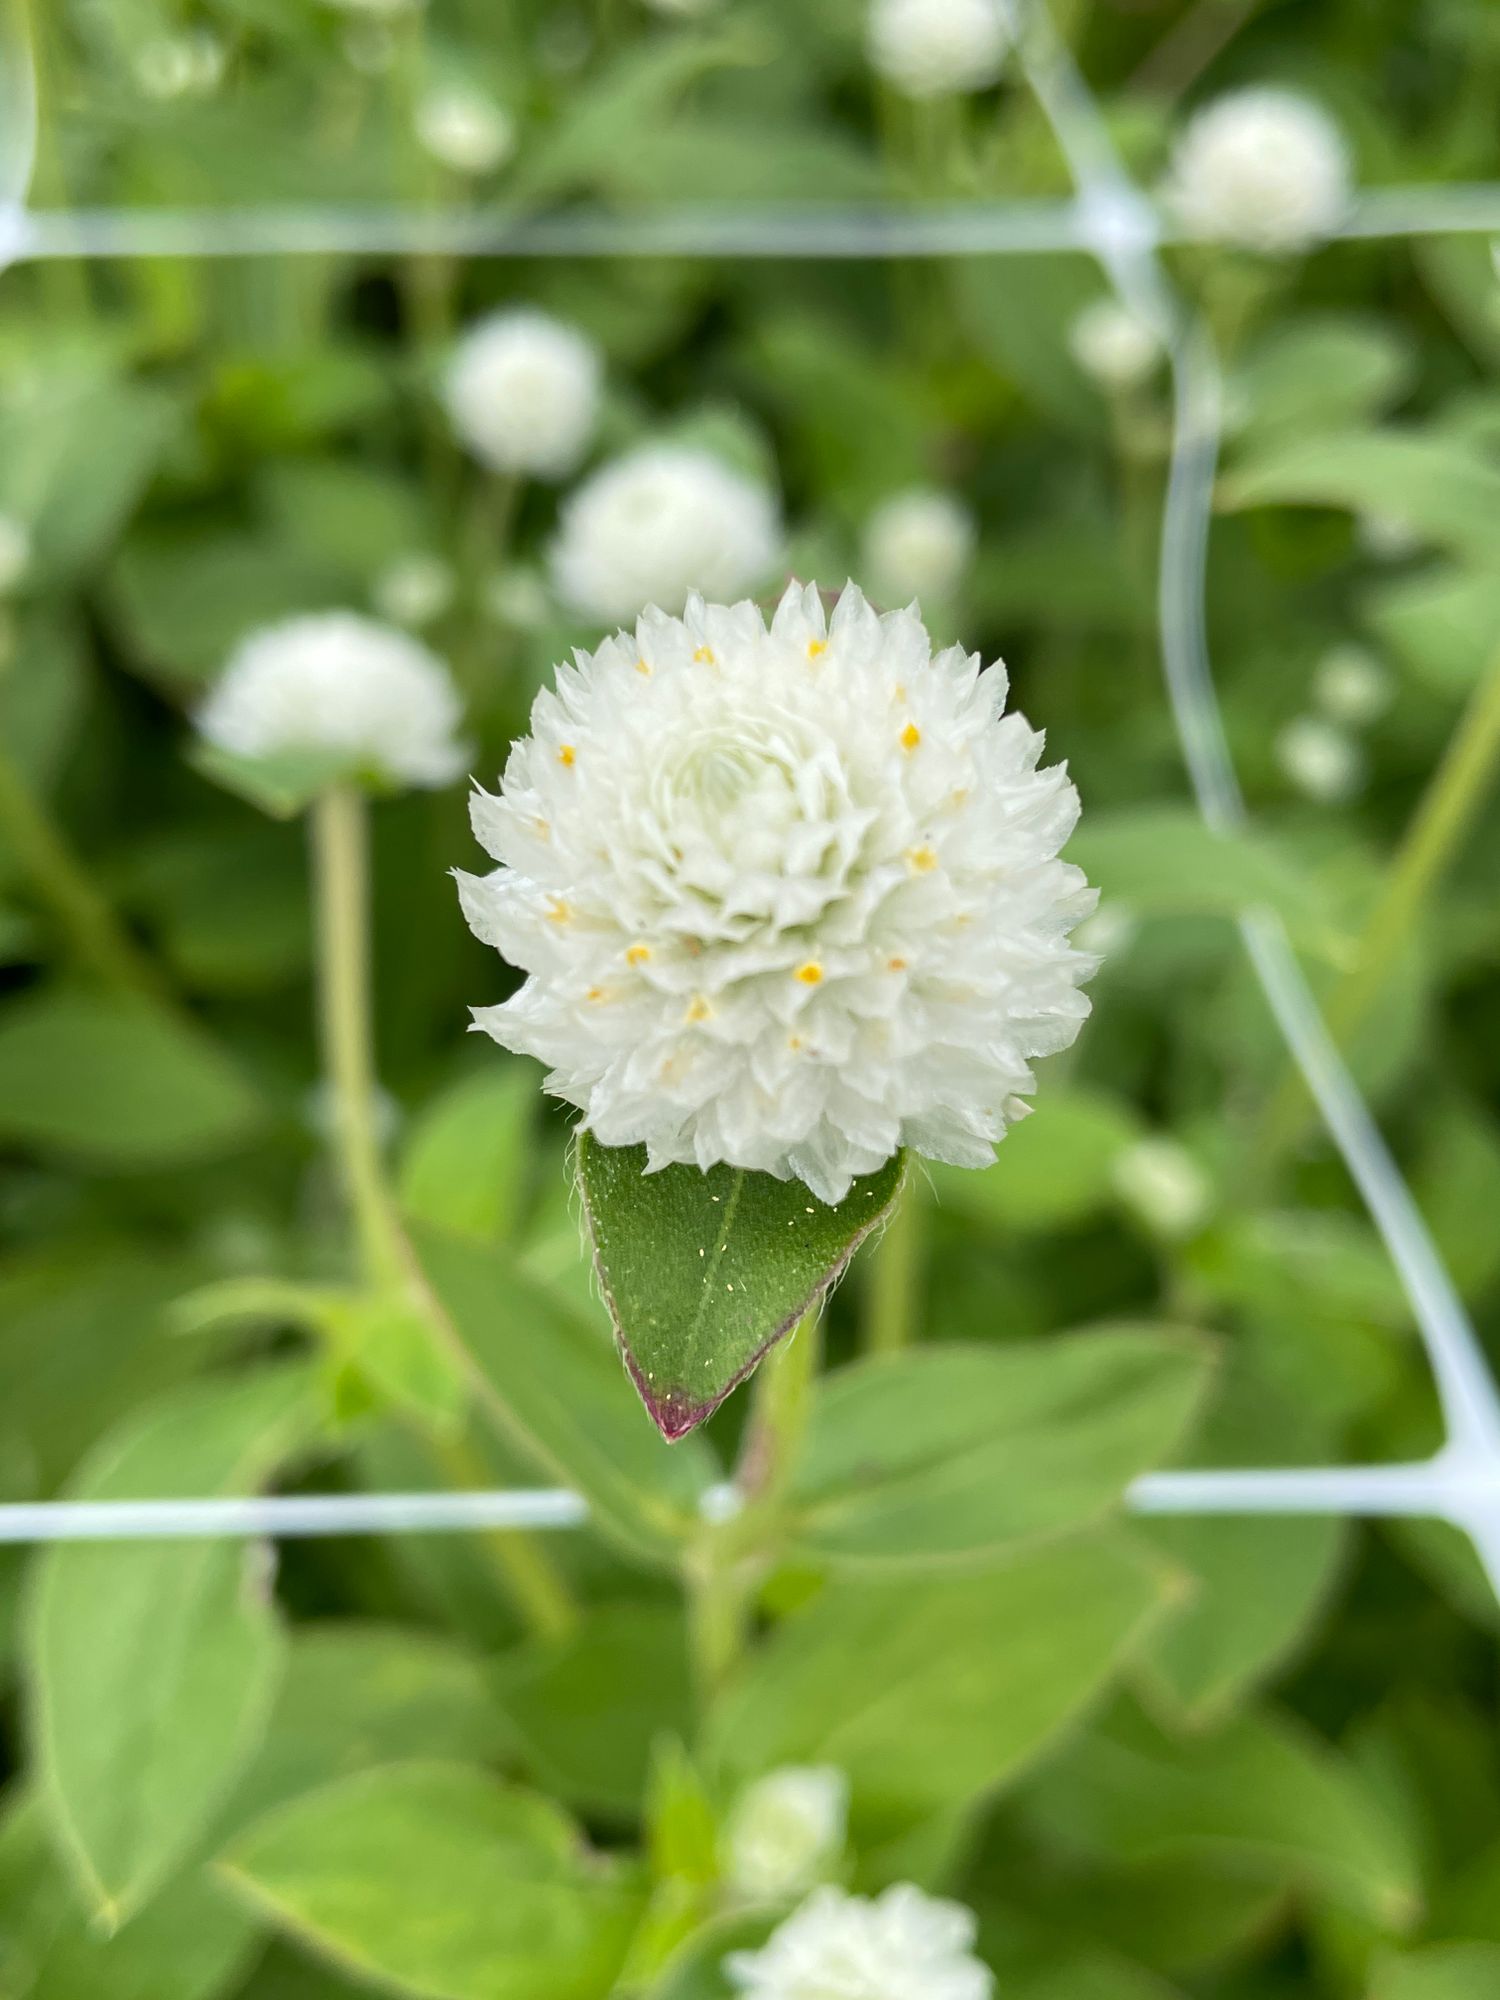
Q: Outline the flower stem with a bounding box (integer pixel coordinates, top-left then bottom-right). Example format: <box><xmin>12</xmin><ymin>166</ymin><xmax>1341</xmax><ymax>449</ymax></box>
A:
<box><xmin>1258</xmin><ymin>650</ymin><xmax>1500</xmax><ymax>1165</ymax></box>
<box><xmin>865</xmin><ymin>1174</ymin><xmax>923</xmax><ymax>1354</ymax></box>
<box><xmin>0</xmin><ymin>741</ymin><xmax>164</xmax><ymax>999</ymax></box>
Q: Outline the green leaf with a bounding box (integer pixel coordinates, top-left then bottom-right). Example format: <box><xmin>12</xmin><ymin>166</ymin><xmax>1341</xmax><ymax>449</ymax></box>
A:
<box><xmin>706</xmin><ymin>1531</ymin><xmax>1175</xmax><ymax>1831</ymax></box>
<box><xmin>219</xmin><ymin>1763</ymin><xmax>643</xmax><ymax>2000</ymax></box>
<box><xmin>1372</xmin><ymin>1946</ymin><xmax>1500</xmax><ymax>2000</ymax></box>
<box><xmin>28</xmin><ymin>1364</ymin><xmax>319</xmax><ymax>1923</ymax></box>
<box><xmin>399</xmin><ymin>1068</ymin><xmax>536</xmax><ymax>1245</ymax></box>
<box><xmin>1220</xmin><ymin>430</ymin><xmax>1500</xmax><ymax>560</ymax></box>
<box><xmin>785</xmin><ymin>1329</ymin><xmax>1212</xmax><ymax>1570</ymax></box>
<box><xmin>188</xmin><ymin>741</ymin><xmax>358</xmax><ymax>820</ymax></box>
<box><xmin>1234</xmin><ymin>317</ymin><xmax>1413</xmax><ymax>444</ymax></box>
<box><xmin>0</xmin><ymin>990</ymin><xmax>266</xmax><ymax>1170</ymax></box>
<box><xmin>577</xmin><ymin>1136</ymin><xmax>905</xmax><ymax>1440</ymax></box>
<box><xmin>1363</xmin><ymin>565</ymin><xmax>1500</xmax><ymax>697</ymax></box>
<box><xmin>928</xmin><ymin>1089</ymin><xmax>1143</xmax><ymax>1232</ymax></box>
<box><xmin>411</xmin><ymin>1222</ymin><xmax>712</xmax><ymax>1564</ymax></box>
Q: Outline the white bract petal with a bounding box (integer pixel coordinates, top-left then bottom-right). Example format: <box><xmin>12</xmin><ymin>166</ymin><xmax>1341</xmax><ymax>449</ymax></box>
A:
<box><xmin>460</xmin><ymin>581</ymin><xmax>1095</xmax><ymax>1204</ymax></box>
<box><xmin>723</xmin><ymin>1767</ymin><xmax>848</xmax><ymax>1901</ymax></box>
<box><xmin>444</xmin><ymin>309</ymin><xmax>601</xmax><ymax>479</ymax></box>
<box><xmin>1164</xmin><ymin>88</ymin><xmax>1351</xmax><ymax>254</ymax></box>
<box><xmin>1069</xmin><ymin>297</ymin><xmax>1163</xmax><ymax>389</ymax></box>
<box><xmin>198</xmin><ymin>613</ymin><xmax>468</xmax><ymax>791</ymax></box>
<box><xmin>416</xmin><ymin>86</ymin><xmax>516</xmax><ymax>176</ymax></box>
<box><xmin>550</xmin><ymin>445</ymin><xmax>782</xmax><ymax>625</ymax></box>
<box><xmin>0</xmin><ymin>516</ymin><xmax>32</xmax><ymax>596</ymax></box>
<box><xmin>863</xmin><ymin>489</ymin><xmax>975</xmax><ymax>607</ymax></box>
<box><xmin>1275</xmin><ymin>713</ymin><xmax>1364</xmax><ymax>803</ymax></box>
<box><xmin>725</xmin><ymin>1883</ymin><xmax>993</xmax><ymax>2000</ymax></box>
<box><xmin>867</xmin><ymin>0</ymin><xmax>1012</xmax><ymax>100</ymax></box>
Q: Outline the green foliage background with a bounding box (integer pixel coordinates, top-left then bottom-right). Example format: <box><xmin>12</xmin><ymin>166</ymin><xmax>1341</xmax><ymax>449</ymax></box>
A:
<box><xmin>3</xmin><ymin>0</ymin><xmax>1500</xmax><ymax>1995</ymax></box>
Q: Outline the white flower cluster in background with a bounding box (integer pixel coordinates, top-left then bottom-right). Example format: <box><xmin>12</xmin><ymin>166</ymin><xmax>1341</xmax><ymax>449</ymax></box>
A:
<box><xmin>0</xmin><ymin>517</ymin><xmax>32</xmax><ymax>596</ymax></box>
<box><xmin>1164</xmin><ymin>88</ymin><xmax>1351</xmax><ymax>253</ymax></box>
<box><xmin>444</xmin><ymin>309</ymin><xmax>601</xmax><ymax>479</ymax></box>
<box><xmin>373</xmin><ymin>552</ymin><xmax>455</xmax><ymax>630</ymax></box>
<box><xmin>199</xmin><ymin>613</ymin><xmax>467</xmax><ymax>791</ymax></box>
<box><xmin>863</xmin><ymin>489</ymin><xmax>975</xmax><ymax>607</ymax></box>
<box><xmin>416</xmin><ymin>85</ymin><xmax>516</xmax><ymax>176</ymax></box>
<box><xmin>459</xmin><ymin>581</ymin><xmax>1094</xmax><ymax>1204</ymax></box>
<box><xmin>726</xmin><ymin>1883</ymin><xmax>992</xmax><ymax>2000</ymax></box>
<box><xmin>868</xmin><ymin>0</ymin><xmax>1012</xmax><ymax>100</ymax></box>
<box><xmin>550</xmin><ymin>445</ymin><xmax>782</xmax><ymax>624</ymax></box>
<box><xmin>722</xmin><ymin>1767</ymin><xmax>848</xmax><ymax>1901</ymax></box>
<box><xmin>1312</xmin><ymin>643</ymin><xmax>1392</xmax><ymax>728</ymax></box>
<box><xmin>1275</xmin><ymin>712</ymin><xmax>1364</xmax><ymax>803</ymax></box>
<box><xmin>1069</xmin><ymin>296</ymin><xmax>1164</xmax><ymax>390</ymax></box>
<box><xmin>1112</xmin><ymin>1135</ymin><xmax>1212</xmax><ymax>1240</ymax></box>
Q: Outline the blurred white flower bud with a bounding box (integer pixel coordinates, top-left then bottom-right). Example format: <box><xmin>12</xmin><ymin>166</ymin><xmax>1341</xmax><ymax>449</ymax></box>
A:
<box><xmin>1311</xmin><ymin>644</ymin><xmax>1392</xmax><ymax>729</ymax></box>
<box><xmin>1164</xmin><ymin>88</ymin><xmax>1351</xmax><ymax>254</ymax></box>
<box><xmin>416</xmin><ymin>86</ymin><xmax>516</xmax><ymax>177</ymax></box>
<box><xmin>867</xmin><ymin>0</ymin><xmax>1012</xmax><ymax>100</ymax></box>
<box><xmin>1356</xmin><ymin>510</ymin><xmax>1422</xmax><ymax>562</ymax></box>
<box><xmin>373</xmin><ymin>553</ymin><xmax>455</xmax><ymax>630</ymax></box>
<box><xmin>1275</xmin><ymin>713</ymin><xmax>1364</xmax><ymax>802</ymax></box>
<box><xmin>0</xmin><ymin>516</ymin><xmax>32</xmax><ymax>597</ymax></box>
<box><xmin>1112</xmin><ymin>1136</ymin><xmax>1212</xmax><ymax>1240</ymax></box>
<box><xmin>723</xmin><ymin>1768</ymin><xmax>849</xmax><ymax>1902</ymax></box>
<box><xmin>1069</xmin><ymin>297</ymin><xmax>1163</xmax><ymax>391</ymax></box>
<box><xmin>445</xmin><ymin>309</ymin><xmax>602</xmax><ymax>481</ymax></box>
<box><xmin>135</xmin><ymin>30</ymin><xmax>226</xmax><ymax>100</ymax></box>
<box><xmin>863</xmin><ymin>489</ymin><xmax>975</xmax><ymax>607</ymax></box>
<box><xmin>485</xmin><ymin>565</ymin><xmax>552</xmax><ymax>631</ymax></box>
<box><xmin>1073</xmin><ymin>901</ymin><xmax>1138</xmax><ymax>962</ymax></box>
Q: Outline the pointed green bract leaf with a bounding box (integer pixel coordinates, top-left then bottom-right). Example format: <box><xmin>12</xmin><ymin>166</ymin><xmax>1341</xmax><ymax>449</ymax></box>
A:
<box><xmin>29</xmin><ymin>1364</ymin><xmax>319</xmax><ymax>1923</ymax></box>
<box><xmin>188</xmin><ymin>742</ymin><xmax>362</xmax><ymax>820</ymax></box>
<box><xmin>219</xmin><ymin>1763</ymin><xmax>644</xmax><ymax>2000</ymax></box>
<box><xmin>577</xmin><ymin>1137</ymin><xmax>905</xmax><ymax>1440</ymax></box>
<box><xmin>1372</xmin><ymin>1945</ymin><xmax>1500</xmax><ymax>2000</ymax></box>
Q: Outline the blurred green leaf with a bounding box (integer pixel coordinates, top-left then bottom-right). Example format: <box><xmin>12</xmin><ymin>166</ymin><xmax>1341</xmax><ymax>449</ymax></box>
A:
<box><xmin>929</xmin><ymin>1087</ymin><xmax>1142</xmax><ymax>1232</ymax></box>
<box><xmin>1370</xmin><ymin>1944</ymin><xmax>1500</xmax><ymax>2000</ymax></box>
<box><xmin>1220</xmin><ymin>430</ymin><xmax>1500</xmax><ymax>560</ymax></box>
<box><xmin>1233</xmin><ymin>317</ymin><xmax>1413</xmax><ymax>444</ymax></box>
<box><xmin>399</xmin><ymin>1068</ymin><xmax>536</xmax><ymax>1246</ymax></box>
<box><xmin>1364</xmin><ymin>565</ymin><xmax>1500</xmax><ymax>698</ymax></box>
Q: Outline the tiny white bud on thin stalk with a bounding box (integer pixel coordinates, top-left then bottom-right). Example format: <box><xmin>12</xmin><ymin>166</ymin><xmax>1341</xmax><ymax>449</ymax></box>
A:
<box><xmin>726</xmin><ymin>1882</ymin><xmax>993</xmax><ymax>2000</ymax></box>
<box><xmin>198</xmin><ymin>613</ymin><xmax>468</xmax><ymax>793</ymax></box>
<box><xmin>416</xmin><ymin>86</ymin><xmax>516</xmax><ymax>177</ymax></box>
<box><xmin>373</xmin><ymin>553</ymin><xmax>456</xmax><ymax>630</ymax></box>
<box><xmin>550</xmin><ymin>446</ymin><xmax>782</xmax><ymax>625</ymax></box>
<box><xmin>867</xmin><ymin>0</ymin><xmax>1012</xmax><ymax>100</ymax></box>
<box><xmin>444</xmin><ymin>309</ymin><xmax>601</xmax><ymax>480</ymax></box>
<box><xmin>459</xmin><ymin>581</ymin><xmax>1094</xmax><ymax>1205</ymax></box>
<box><xmin>1312</xmin><ymin>644</ymin><xmax>1392</xmax><ymax>728</ymax></box>
<box><xmin>1164</xmin><ymin>87</ymin><xmax>1351</xmax><ymax>254</ymax></box>
<box><xmin>723</xmin><ymin>1768</ymin><xmax>848</xmax><ymax>1901</ymax></box>
<box><xmin>1275</xmin><ymin>713</ymin><xmax>1364</xmax><ymax>803</ymax></box>
<box><xmin>1069</xmin><ymin>297</ymin><xmax>1163</xmax><ymax>390</ymax></box>
<box><xmin>863</xmin><ymin>489</ymin><xmax>975</xmax><ymax>607</ymax></box>
<box><xmin>1112</xmin><ymin>1136</ymin><xmax>1212</xmax><ymax>1240</ymax></box>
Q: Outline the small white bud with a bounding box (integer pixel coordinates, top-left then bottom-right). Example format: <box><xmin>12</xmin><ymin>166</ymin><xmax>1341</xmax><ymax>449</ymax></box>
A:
<box><xmin>445</xmin><ymin>310</ymin><xmax>602</xmax><ymax>481</ymax></box>
<box><xmin>1275</xmin><ymin>713</ymin><xmax>1364</xmax><ymax>802</ymax></box>
<box><xmin>135</xmin><ymin>32</ymin><xmax>224</xmax><ymax>100</ymax></box>
<box><xmin>863</xmin><ymin>489</ymin><xmax>975</xmax><ymax>607</ymax></box>
<box><xmin>373</xmin><ymin>553</ymin><xmax>455</xmax><ymax>630</ymax></box>
<box><xmin>1164</xmin><ymin>88</ymin><xmax>1351</xmax><ymax>254</ymax></box>
<box><xmin>0</xmin><ymin>516</ymin><xmax>32</xmax><ymax>597</ymax></box>
<box><xmin>867</xmin><ymin>0</ymin><xmax>1012</xmax><ymax>99</ymax></box>
<box><xmin>1069</xmin><ymin>297</ymin><xmax>1163</xmax><ymax>390</ymax></box>
<box><xmin>416</xmin><ymin>86</ymin><xmax>516</xmax><ymax>178</ymax></box>
<box><xmin>485</xmin><ymin>566</ymin><xmax>552</xmax><ymax>631</ymax></box>
<box><xmin>723</xmin><ymin>1768</ymin><xmax>848</xmax><ymax>1902</ymax></box>
<box><xmin>1357</xmin><ymin>509</ymin><xmax>1422</xmax><ymax>562</ymax></box>
<box><xmin>1112</xmin><ymin>1136</ymin><xmax>1212</xmax><ymax>1240</ymax></box>
<box><xmin>1311</xmin><ymin>644</ymin><xmax>1392</xmax><ymax>728</ymax></box>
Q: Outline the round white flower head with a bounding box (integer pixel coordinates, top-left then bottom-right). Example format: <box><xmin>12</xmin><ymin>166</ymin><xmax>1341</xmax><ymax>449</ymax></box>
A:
<box><xmin>1312</xmin><ymin>643</ymin><xmax>1391</xmax><ymax>728</ymax></box>
<box><xmin>0</xmin><ymin>516</ymin><xmax>32</xmax><ymax>596</ymax></box>
<box><xmin>458</xmin><ymin>581</ymin><xmax>1095</xmax><ymax>1205</ymax></box>
<box><xmin>1069</xmin><ymin>297</ymin><xmax>1163</xmax><ymax>390</ymax></box>
<box><xmin>726</xmin><ymin>1883</ymin><xmax>992</xmax><ymax>2000</ymax></box>
<box><xmin>550</xmin><ymin>445</ymin><xmax>782</xmax><ymax>626</ymax></box>
<box><xmin>1164</xmin><ymin>88</ymin><xmax>1351</xmax><ymax>254</ymax></box>
<box><xmin>1275</xmin><ymin>713</ymin><xmax>1364</xmax><ymax>803</ymax></box>
<box><xmin>864</xmin><ymin>489</ymin><xmax>975</xmax><ymax>607</ymax></box>
<box><xmin>199</xmin><ymin>613</ymin><xmax>468</xmax><ymax>791</ymax></box>
<box><xmin>416</xmin><ymin>85</ymin><xmax>516</xmax><ymax>177</ymax></box>
<box><xmin>868</xmin><ymin>0</ymin><xmax>1012</xmax><ymax>100</ymax></box>
<box><xmin>444</xmin><ymin>309</ymin><xmax>601</xmax><ymax>480</ymax></box>
<box><xmin>1112</xmin><ymin>1135</ymin><xmax>1212</xmax><ymax>1240</ymax></box>
<box><xmin>723</xmin><ymin>1767</ymin><xmax>848</xmax><ymax>1902</ymax></box>
<box><xmin>373</xmin><ymin>552</ymin><xmax>455</xmax><ymax>629</ymax></box>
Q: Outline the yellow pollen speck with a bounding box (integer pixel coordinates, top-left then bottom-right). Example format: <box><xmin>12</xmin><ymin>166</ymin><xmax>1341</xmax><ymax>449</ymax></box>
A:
<box><xmin>626</xmin><ymin>943</ymin><xmax>651</xmax><ymax>966</ymax></box>
<box><xmin>795</xmin><ymin>962</ymin><xmax>824</xmax><ymax>986</ymax></box>
<box><xmin>586</xmin><ymin>985</ymin><xmax>609</xmax><ymax>1003</ymax></box>
<box><xmin>807</xmin><ymin>638</ymin><xmax>827</xmax><ymax>660</ymax></box>
<box><xmin>546</xmin><ymin>896</ymin><xmax>572</xmax><ymax>923</ymax></box>
<box><xmin>635</xmin><ymin>656</ymin><xmax>651</xmax><ymax>676</ymax></box>
<box><xmin>788</xmin><ymin>1034</ymin><xmax>804</xmax><ymax>1051</ymax></box>
<box><xmin>532</xmin><ymin>817</ymin><xmax>550</xmax><ymax>840</ymax></box>
<box><xmin>895</xmin><ymin>683</ymin><xmax>907</xmax><ymax>702</ymax></box>
<box><xmin>692</xmin><ymin>645</ymin><xmax>715</xmax><ymax>665</ymax></box>
<box><xmin>887</xmin><ymin>956</ymin><xmax>908</xmax><ymax>972</ymax></box>
<box><xmin>685</xmin><ymin>995</ymin><xmax>712</xmax><ymax>1023</ymax></box>
<box><xmin>908</xmin><ymin>846</ymin><xmax>937</xmax><ymax>873</ymax></box>
<box><xmin>558</xmin><ymin>743</ymin><xmax>576</xmax><ymax>767</ymax></box>
<box><xmin>901</xmin><ymin>722</ymin><xmax>922</xmax><ymax>751</ymax></box>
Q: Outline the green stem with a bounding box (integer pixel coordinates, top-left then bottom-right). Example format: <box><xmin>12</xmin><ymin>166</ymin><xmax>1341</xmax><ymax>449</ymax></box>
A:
<box><xmin>0</xmin><ymin>740</ymin><xmax>164</xmax><ymax>998</ymax></box>
<box><xmin>865</xmin><ymin>1175</ymin><xmax>923</xmax><ymax>1355</ymax></box>
<box><xmin>434</xmin><ymin>1433</ymin><xmax>578</xmax><ymax>1644</ymax></box>
<box><xmin>1258</xmin><ymin>651</ymin><xmax>1500</xmax><ymax>1164</ymax></box>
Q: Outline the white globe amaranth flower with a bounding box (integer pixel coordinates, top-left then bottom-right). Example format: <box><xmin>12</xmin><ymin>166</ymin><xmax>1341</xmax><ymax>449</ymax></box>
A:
<box><xmin>199</xmin><ymin>613</ymin><xmax>468</xmax><ymax>791</ymax></box>
<box><xmin>550</xmin><ymin>445</ymin><xmax>782</xmax><ymax>626</ymax></box>
<box><xmin>723</xmin><ymin>1767</ymin><xmax>848</xmax><ymax>1902</ymax></box>
<box><xmin>1069</xmin><ymin>296</ymin><xmax>1164</xmax><ymax>390</ymax></box>
<box><xmin>868</xmin><ymin>0</ymin><xmax>1012</xmax><ymax>100</ymax></box>
<box><xmin>1164</xmin><ymin>87</ymin><xmax>1351</xmax><ymax>254</ymax></box>
<box><xmin>458</xmin><ymin>581</ymin><xmax>1095</xmax><ymax>1205</ymax></box>
<box><xmin>1312</xmin><ymin>643</ymin><xmax>1392</xmax><ymax>728</ymax></box>
<box><xmin>0</xmin><ymin>516</ymin><xmax>32</xmax><ymax>596</ymax></box>
<box><xmin>444</xmin><ymin>309</ymin><xmax>602</xmax><ymax>480</ymax></box>
<box><xmin>1112</xmin><ymin>1136</ymin><xmax>1212</xmax><ymax>1240</ymax></box>
<box><xmin>863</xmin><ymin>489</ymin><xmax>975</xmax><ymax>607</ymax></box>
<box><xmin>416</xmin><ymin>85</ymin><xmax>516</xmax><ymax>177</ymax></box>
<box><xmin>1275</xmin><ymin>712</ymin><xmax>1364</xmax><ymax>803</ymax></box>
<box><xmin>373</xmin><ymin>552</ymin><xmax>455</xmax><ymax>629</ymax></box>
<box><xmin>726</xmin><ymin>1883</ymin><xmax>992</xmax><ymax>2000</ymax></box>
